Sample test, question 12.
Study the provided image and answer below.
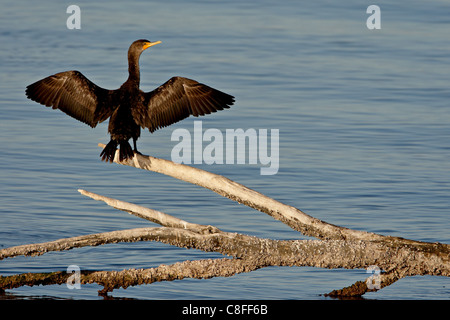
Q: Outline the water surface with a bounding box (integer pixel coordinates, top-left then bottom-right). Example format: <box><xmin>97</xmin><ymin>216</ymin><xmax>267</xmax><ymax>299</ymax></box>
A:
<box><xmin>0</xmin><ymin>0</ymin><xmax>449</xmax><ymax>299</ymax></box>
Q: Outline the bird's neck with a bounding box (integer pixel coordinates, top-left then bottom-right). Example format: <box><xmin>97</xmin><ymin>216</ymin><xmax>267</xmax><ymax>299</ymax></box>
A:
<box><xmin>127</xmin><ymin>54</ymin><xmax>141</xmax><ymax>86</ymax></box>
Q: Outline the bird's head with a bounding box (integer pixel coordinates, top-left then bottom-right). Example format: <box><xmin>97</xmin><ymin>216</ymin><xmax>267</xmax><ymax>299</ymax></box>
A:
<box><xmin>129</xmin><ymin>39</ymin><xmax>161</xmax><ymax>57</ymax></box>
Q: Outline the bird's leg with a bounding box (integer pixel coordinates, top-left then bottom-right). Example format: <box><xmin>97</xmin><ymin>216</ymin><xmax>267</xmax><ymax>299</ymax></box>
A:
<box><xmin>133</xmin><ymin>137</ymin><xmax>142</xmax><ymax>155</ymax></box>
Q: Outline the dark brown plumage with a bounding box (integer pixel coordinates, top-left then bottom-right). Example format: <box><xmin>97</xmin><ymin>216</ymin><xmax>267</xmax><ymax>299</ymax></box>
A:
<box><xmin>25</xmin><ymin>39</ymin><xmax>235</xmax><ymax>162</ymax></box>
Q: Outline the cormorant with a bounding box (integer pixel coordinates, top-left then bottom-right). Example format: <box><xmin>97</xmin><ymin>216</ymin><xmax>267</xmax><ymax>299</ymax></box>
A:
<box><xmin>25</xmin><ymin>39</ymin><xmax>235</xmax><ymax>162</ymax></box>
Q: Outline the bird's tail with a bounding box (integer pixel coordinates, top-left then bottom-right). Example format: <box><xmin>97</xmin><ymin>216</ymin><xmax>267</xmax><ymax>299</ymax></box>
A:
<box><xmin>100</xmin><ymin>140</ymin><xmax>134</xmax><ymax>162</ymax></box>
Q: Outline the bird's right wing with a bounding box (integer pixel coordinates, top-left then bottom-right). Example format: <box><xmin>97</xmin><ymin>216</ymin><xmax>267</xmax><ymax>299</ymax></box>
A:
<box><xmin>26</xmin><ymin>70</ymin><xmax>115</xmax><ymax>128</ymax></box>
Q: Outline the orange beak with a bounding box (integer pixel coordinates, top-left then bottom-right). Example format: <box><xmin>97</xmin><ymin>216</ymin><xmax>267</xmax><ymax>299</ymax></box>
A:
<box><xmin>143</xmin><ymin>41</ymin><xmax>161</xmax><ymax>50</ymax></box>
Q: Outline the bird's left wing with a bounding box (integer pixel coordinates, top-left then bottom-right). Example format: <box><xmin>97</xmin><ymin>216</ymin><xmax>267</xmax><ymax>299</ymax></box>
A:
<box><xmin>26</xmin><ymin>70</ymin><xmax>114</xmax><ymax>128</ymax></box>
<box><xmin>136</xmin><ymin>77</ymin><xmax>235</xmax><ymax>132</ymax></box>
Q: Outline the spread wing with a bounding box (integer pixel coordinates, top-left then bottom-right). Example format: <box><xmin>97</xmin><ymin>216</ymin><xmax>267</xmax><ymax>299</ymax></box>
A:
<box><xmin>25</xmin><ymin>70</ymin><xmax>114</xmax><ymax>128</ymax></box>
<box><xmin>136</xmin><ymin>77</ymin><xmax>235</xmax><ymax>132</ymax></box>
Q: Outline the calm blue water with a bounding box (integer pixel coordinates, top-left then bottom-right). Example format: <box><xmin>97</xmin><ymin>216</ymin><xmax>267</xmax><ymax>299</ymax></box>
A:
<box><xmin>1</xmin><ymin>0</ymin><xmax>449</xmax><ymax>299</ymax></box>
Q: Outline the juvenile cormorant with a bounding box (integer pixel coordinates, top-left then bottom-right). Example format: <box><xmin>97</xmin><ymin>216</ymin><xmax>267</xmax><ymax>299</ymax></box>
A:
<box><xmin>25</xmin><ymin>39</ymin><xmax>235</xmax><ymax>162</ymax></box>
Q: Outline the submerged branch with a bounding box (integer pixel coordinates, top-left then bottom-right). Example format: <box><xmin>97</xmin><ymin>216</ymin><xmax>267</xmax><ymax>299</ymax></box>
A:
<box><xmin>325</xmin><ymin>271</ymin><xmax>403</xmax><ymax>297</ymax></box>
<box><xmin>0</xmin><ymin>258</ymin><xmax>264</xmax><ymax>295</ymax></box>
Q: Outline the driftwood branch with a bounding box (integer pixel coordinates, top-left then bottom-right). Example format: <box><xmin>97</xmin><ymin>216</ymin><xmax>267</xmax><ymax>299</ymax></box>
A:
<box><xmin>100</xmin><ymin>144</ymin><xmax>383</xmax><ymax>242</ymax></box>
<box><xmin>78</xmin><ymin>189</ymin><xmax>221</xmax><ymax>234</ymax></box>
<box><xmin>1</xmin><ymin>146</ymin><xmax>448</xmax><ymax>297</ymax></box>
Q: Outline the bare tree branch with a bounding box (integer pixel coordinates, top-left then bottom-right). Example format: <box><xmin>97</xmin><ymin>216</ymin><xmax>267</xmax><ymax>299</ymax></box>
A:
<box><xmin>1</xmin><ymin>147</ymin><xmax>448</xmax><ymax>297</ymax></box>
<box><xmin>78</xmin><ymin>189</ymin><xmax>221</xmax><ymax>234</ymax></box>
<box><xmin>1</xmin><ymin>191</ymin><xmax>448</xmax><ymax>295</ymax></box>
<box><xmin>98</xmin><ymin>143</ymin><xmax>424</xmax><ymax>245</ymax></box>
